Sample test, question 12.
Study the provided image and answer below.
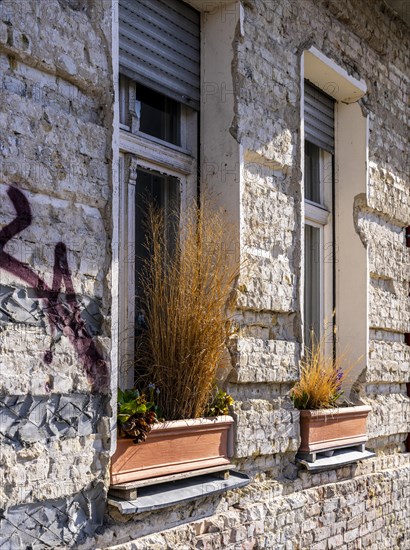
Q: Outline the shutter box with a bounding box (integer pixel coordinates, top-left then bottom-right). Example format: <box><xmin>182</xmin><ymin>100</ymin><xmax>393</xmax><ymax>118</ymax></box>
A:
<box><xmin>119</xmin><ymin>0</ymin><xmax>200</xmax><ymax>110</ymax></box>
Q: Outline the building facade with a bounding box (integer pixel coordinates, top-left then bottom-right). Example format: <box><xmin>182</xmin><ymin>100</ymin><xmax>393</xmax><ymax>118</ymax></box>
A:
<box><xmin>0</xmin><ymin>0</ymin><xmax>409</xmax><ymax>548</ymax></box>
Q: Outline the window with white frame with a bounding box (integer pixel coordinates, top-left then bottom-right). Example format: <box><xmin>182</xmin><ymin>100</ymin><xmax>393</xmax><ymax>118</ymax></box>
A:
<box><xmin>303</xmin><ymin>81</ymin><xmax>335</xmax><ymax>349</ymax></box>
<box><xmin>302</xmin><ymin>48</ymin><xmax>368</xmax><ymax>396</ymax></box>
<box><xmin>118</xmin><ymin>0</ymin><xmax>200</xmax><ymax>387</ymax></box>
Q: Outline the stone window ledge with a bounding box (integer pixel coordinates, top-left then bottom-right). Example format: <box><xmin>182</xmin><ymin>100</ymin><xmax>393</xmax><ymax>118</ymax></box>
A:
<box><xmin>296</xmin><ymin>446</ymin><xmax>376</xmax><ymax>471</ymax></box>
<box><xmin>108</xmin><ymin>468</ymin><xmax>250</xmax><ymax>515</ymax></box>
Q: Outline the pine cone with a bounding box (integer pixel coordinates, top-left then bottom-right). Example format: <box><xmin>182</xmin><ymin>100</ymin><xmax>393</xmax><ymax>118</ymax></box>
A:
<box><xmin>123</xmin><ymin>413</ymin><xmax>152</xmax><ymax>443</ymax></box>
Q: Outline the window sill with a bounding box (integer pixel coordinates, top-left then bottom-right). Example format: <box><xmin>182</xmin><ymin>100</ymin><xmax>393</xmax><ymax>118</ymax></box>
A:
<box><xmin>108</xmin><ymin>467</ymin><xmax>250</xmax><ymax>514</ymax></box>
<box><xmin>296</xmin><ymin>445</ymin><xmax>375</xmax><ymax>471</ymax></box>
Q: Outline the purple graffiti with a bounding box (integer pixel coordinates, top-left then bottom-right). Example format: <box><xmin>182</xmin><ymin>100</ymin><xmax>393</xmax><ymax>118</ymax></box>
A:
<box><xmin>0</xmin><ymin>186</ymin><xmax>109</xmax><ymax>392</ymax></box>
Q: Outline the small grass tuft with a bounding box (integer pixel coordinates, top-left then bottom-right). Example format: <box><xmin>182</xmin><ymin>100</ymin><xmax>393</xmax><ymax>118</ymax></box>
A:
<box><xmin>290</xmin><ymin>332</ymin><xmax>353</xmax><ymax>410</ymax></box>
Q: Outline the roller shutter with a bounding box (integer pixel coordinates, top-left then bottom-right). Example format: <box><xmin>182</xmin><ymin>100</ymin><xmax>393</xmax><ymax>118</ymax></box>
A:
<box><xmin>304</xmin><ymin>81</ymin><xmax>335</xmax><ymax>153</ymax></box>
<box><xmin>119</xmin><ymin>0</ymin><xmax>200</xmax><ymax>110</ymax></box>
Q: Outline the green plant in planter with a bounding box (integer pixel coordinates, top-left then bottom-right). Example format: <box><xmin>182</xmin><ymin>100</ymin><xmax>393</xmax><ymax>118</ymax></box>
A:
<box><xmin>290</xmin><ymin>331</ymin><xmax>352</xmax><ymax>410</ymax></box>
<box><xmin>205</xmin><ymin>388</ymin><xmax>234</xmax><ymax>417</ymax></box>
<box><xmin>117</xmin><ymin>386</ymin><xmax>160</xmax><ymax>443</ymax></box>
<box><xmin>135</xmin><ymin>199</ymin><xmax>240</xmax><ymax>421</ymax></box>
<box><xmin>117</xmin><ymin>385</ymin><xmax>234</xmax><ymax>445</ymax></box>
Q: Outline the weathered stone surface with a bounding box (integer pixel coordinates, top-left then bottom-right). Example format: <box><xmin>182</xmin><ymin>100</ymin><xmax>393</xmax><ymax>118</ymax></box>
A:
<box><xmin>0</xmin><ymin>481</ymin><xmax>106</xmax><ymax>549</ymax></box>
<box><xmin>0</xmin><ymin>0</ymin><xmax>112</xmax><ymax>95</ymax></box>
<box><xmin>0</xmin><ymin>0</ymin><xmax>409</xmax><ymax>547</ymax></box>
<box><xmin>82</xmin><ymin>455</ymin><xmax>410</xmax><ymax>550</ymax></box>
<box><xmin>232</xmin><ymin>399</ymin><xmax>300</xmax><ymax>458</ymax></box>
<box><xmin>0</xmin><ymin>393</ymin><xmax>110</xmax><ymax>445</ymax></box>
<box><xmin>229</xmin><ymin>338</ymin><xmax>300</xmax><ymax>383</ymax></box>
<box><xmin>364</xmin><ymin>387</ymin><xmax>410</xmax><ymax>441</ymax></box>
<box><xmin>238</xmin><ymin>155</ymin><xmax>298</xmax><ymax>313</ymax></box>
<box><xmin>369</xmin><ymin>276</ymin><xmax>410</xmax><ymax>333</ymax></box>
<box><xmin>367</xmin><ymin>164</ymin><xmax>410</xmax><ymax>226</ymax></box>
<box><xmin>367</xmin><ymin>337</ymin><xmax>410</xmax><ymax>383</ymax></box>
<box><xmin>0</xmin><ymin>285</ymin><xmax>103</xmax><ymax>333</ymax></box>
<box><xmin>0</xmin><ymin>0</ymin><xmax>113</xmax><ymax>544</ymax></box>
<box><xmin>363</xmin><ymin>215</ymin><xmax>409</xmax><ymax>282</ymax></box>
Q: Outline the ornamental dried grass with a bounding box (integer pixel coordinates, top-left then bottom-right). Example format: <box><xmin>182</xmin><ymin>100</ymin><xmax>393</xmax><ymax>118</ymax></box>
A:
<box><xmin>136</xmin><ymin>200</ymin><xmax>239</xmax><ymax>420</ymax></box>
<box><xmin>290</xmin><ymin>331</ymin><xmax>353</xmax><ymax>410</ymax></box>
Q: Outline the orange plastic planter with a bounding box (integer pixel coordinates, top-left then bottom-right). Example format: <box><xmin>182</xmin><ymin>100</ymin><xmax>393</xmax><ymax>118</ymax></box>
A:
<box><xmin>111</xmin><ymin>416</ymin><xmax>234</xmax><ymax>485</ymax></box>
<box><xmin>299</xmin><ymin>405</ymin><xmax>371</xmax><ymax>453</ymax></box>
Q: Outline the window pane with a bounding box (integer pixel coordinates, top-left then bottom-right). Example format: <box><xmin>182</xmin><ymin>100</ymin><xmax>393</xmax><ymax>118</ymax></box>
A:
<box><xmin>136</xmin><ymin>83</ymin><xmax>181</xmax><ymax>146</ymax></box>
<box><xmin>304</xmin><ymin>224</ymin><xmax>321</xmax><ymax>348</ymax></box>
<box><xmin>134</xmin><ymin>169</ymin><xmax>180</xmax><ymax>327</ymax></box>
<box><xmin>304</xmin><ymin>141</ymin><xmax>321</xmax><ymax>203</ymax></box>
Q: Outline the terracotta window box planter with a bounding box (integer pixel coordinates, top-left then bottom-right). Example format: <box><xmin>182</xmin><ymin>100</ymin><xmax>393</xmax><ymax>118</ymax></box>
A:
<box><xmin>299</xmin><ymin>405</ymin><xmax>372</xmax><ymax>454</ymax></box>
<box><xmin>111</xmin><ymin>415</ymin><xmax>234</xmax><ymax>485</ymax></box>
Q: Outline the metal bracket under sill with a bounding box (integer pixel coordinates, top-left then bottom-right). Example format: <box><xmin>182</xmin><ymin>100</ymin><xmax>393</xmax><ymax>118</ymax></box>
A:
<box><xmin>108</xmin><ymin>466</ymin><xmax>250</xmax><ymax>515</ymax></box>
<box><xmin>296</xmin><ymin>445</ymin><xmax>376</xmax><ymax>471</ymax></box>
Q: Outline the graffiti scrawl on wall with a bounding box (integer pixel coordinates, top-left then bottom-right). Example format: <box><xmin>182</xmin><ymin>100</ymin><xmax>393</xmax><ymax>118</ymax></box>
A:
<box><xmin>0</xmin><ymin>186</ymin><xmax>109</xmax><ymax>392</ymax></box>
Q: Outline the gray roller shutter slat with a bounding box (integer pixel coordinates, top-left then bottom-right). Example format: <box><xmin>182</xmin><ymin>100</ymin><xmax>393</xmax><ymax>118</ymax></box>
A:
<box><xmin>157</xmin><ymin>0</ymin><xmax>199</xmax><ymax>24</ymax></box>
<box><xmin>129</xmin><ymin>0</ymin><xmax>199</xmax><ymax>36</ymax></box>
<box><xmin>304</xmin><ymin>103</ymin><xmax>333</xmax><ymax>133</ymax></box>
<box><xmin>121</xmin><ymin>1</ymin><xmax>199</xmax><ymax>50</ymax></box>
<box><xmin>120</xmin><ymin>27</ymin><xmax>199</xmax><ymax>86</ymax></box>
<box><xmin>120</xmin><ymin>13</ymin><xmax>198</xmax><ymax>64</ymax></box>
<box><xmin>120</xmin><ymin>52</ymin><xmax>199</xmax><ymax>103</ymax></box>
<box><xmin>304</xmin><ymin>81</ymin><xmax>335</xmax><ymax>153</ymax></box>
<box><xmin>119</xmin><ymin>0</ymin><xmax>200</xmax><ymax>109</ymax></box>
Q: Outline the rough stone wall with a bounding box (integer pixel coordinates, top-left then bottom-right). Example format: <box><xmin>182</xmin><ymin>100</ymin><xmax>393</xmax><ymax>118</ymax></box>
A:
<box><xmin>230</xmin><ymin>0</ymin><xmax>410</xmax><ymax>459</ymax></box>
<box><xmin>96</xmin><ymin>0</ymin><xmax>409</xmax><ymax>548</ymax></box>
<box><xmin>0</xmin><ymin>0</ymin><xmax>409</xmax><ymax>549</ymax></box>
<box><xmin>0</xmin><ymin>0</ymin><xmax>113</xmax><ymax>547</ymax></box>
<box><xmin>87</xmin><ymin>454</ymin><xmax>410</xmax><ymax>550</ymax></box>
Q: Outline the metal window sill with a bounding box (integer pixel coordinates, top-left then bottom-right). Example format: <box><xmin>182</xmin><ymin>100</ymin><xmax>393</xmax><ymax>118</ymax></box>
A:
<box><xmin>108</xmin><ymin>469</ymin><xmax>250</xmax><ymax>515</ymax></box>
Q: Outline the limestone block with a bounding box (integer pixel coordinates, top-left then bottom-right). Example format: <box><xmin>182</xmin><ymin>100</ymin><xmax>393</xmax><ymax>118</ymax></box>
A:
<box><xmin>360</xmin><ymin>215</ymin><xmax>409</xmax><ymax>282</ymax></box>
<box><xmin>0</xmin><ymin>67</ymin><xmax>111</xmax><ymax>207</ymax></box>
<box><xmin>367</xmin><ymin>338</ymin><xmax>410</xmax><ymax>383</ymax></box>
<box><xmin>88</xmin><ymin>455</ymin><xmax>410</xmax><ymax>550</ymax></box>
<box><xmin>0</xmin><ymin>184</ymin><xmax>108</xmax><ymax>294</ymax></box>
<box><xmin>365</xmin><ymin>390</ymin><xmax>410</xmax><ymax>440</ymax></box>
<box><xmin>231</xmin><ymin>338</ymin><xmax>300</xmax><ymax>383</ymax></box>
<box><xmin>0</xmin><ymin>0</ymin><xmax>111</xmax><ymax>95</ymax></box>
<box><xmin>232</xmin><ymin>399</ymin><xmax>299</xmax><ymax>458</ymax></box>
<box><xmin>369</xmin><ymin>277</ymin><xmax>410</xmax><ymax>333</ymax></box>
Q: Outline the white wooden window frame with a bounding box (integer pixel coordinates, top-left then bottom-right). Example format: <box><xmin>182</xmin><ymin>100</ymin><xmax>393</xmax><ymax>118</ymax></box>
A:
<box><xmin>301</xmin><ymin>46</ymin><xmax>368</xmax><ymax>394</ymax></box>
<box><xmin>118</xmin><ymin>104</ymin><xmax>198</xmax><ymax>389</ymax></box>
<box><xmin>119</xmin><ymin>76</ymin><xmax>197</xmax><ymax>155</ymax></box>
<box><xmin>111</xmin><ymin>0</ymin><xmax>243</xmax><ymax>455</ymax></box>
<box><xmin>304</xmin><ymin>147</ymin><xmax>333</xmax><ymax>344</ymax></box>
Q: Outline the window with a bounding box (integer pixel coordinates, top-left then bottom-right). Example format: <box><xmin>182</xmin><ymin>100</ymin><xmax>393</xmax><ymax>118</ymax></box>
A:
<box><xmin>118</xmin><ymin>0</ymin><xmax>200</xmax><ymax>388</ymax></box>
<box><xmin>302</xmin><ymin>48</ymin><xmax>368</xmax><ymax>394</ymax></box>
<box><xmin>303</xmin><ymin>82</ymin><xmax>335</xmax><ymax>349</ymax></box>
<box><xmin>111</xmin><ymin>2</ymin><xmax>252</xmax><ymax>503</ymax></box>
<box><xmin>119</xmin><ymin>77</ymin><xmax>183</xmax><ymax>147</ymax></box>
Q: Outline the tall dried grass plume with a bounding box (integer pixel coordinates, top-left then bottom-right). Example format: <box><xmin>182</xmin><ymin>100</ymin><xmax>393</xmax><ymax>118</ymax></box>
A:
<box><xmin>135</xmin><ymin>199</ymin><xmax>240</xmax><ymax>420</ymax></box>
